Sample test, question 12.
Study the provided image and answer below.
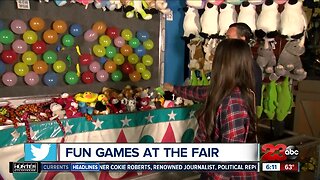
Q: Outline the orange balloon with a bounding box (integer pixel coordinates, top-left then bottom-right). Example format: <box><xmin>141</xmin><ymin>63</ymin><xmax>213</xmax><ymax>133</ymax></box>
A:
<box><xmin>33</xmin><ymin>60</ymin><xmax>48</xmax><ymax>74</ymax></box>
<box><xmin>52</xmin><ymin>20</ymin><xmax>67</xmax><ymax>34</ymax></box>
<box><xmin>129</xmin><ymin>71</ymin><xmax>141</xmax><ymax>82</ymax></box>
<box><xmin>104</xmin><ymin>60</ymin><xmax>116</xmax><ymax>73</ymax></box>
<box><xmin>43</xmin><ymin>29</ymin><xmax>58</xmax><ymax>44</ymax></box>
<box><xmin>92</xmin><ymin>21</ymin><xmax>107</xmax><ymax>35</ymax></box>
<box><xmin>29</xmin><ymin>17</ymin><xmax>45</xmax><ymax>32</ymax></box>
<box><xmin>120</xmin><ymin>45</ymin><xmax>133</xmax><ymax>56</ymax></box>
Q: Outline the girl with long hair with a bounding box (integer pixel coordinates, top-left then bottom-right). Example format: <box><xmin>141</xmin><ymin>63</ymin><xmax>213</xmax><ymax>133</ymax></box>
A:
<box><xmin>195</xmin><ymin>39</ymin><xmax>258</xmax><ymax>179</ymax></box>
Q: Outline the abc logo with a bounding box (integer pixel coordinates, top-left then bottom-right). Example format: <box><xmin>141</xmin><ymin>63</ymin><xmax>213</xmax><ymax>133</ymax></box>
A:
<box><xmin>285</xmin><ymin>145</ymin><xmax>299</xmax><ymax>160</ymax></box>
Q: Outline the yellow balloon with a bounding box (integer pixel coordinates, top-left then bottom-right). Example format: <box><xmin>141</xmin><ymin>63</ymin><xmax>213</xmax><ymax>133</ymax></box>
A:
<box><xmin>93</xmin><ymin>44</ymin><xmax>106</xmax><ymax>57</ymax></box>
<box><xmin>53</xmin><ymin>60</ymin><xmax>66</xmax><ymax>73</ymax></box>
<box><xmin>23</xmin><ymin>30</ymin><xmax>38</xmax><ymax>44</ymax></box>
<box><xmin>99</xmin><ymin>35</ymin><xmax>111</xmax><ymax>47</ymax></box>
<box><xmin>14</xmin><ymin>62</ymin><xmax>29</xmax><ymax>76</ymax></box>
<box><xmin>22</xmin><ymin>51</ymin><xmax>37</xmax><ymax>65</ymax></box>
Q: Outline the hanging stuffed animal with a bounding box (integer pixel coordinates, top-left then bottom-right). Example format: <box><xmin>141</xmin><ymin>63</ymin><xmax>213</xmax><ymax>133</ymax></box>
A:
<box><xmin>183</xmin><ymin>7</ymin><xmax>201</xmax><ymax>40</ymax></box>
<box><xmin>275</xmin><ymin>34</ymin><xmax>307</xmax><ymax>81</ymax></box>
<box><xmin>203</xmin><ymin>38</ymin><xmax>218</xmax><ymax>72</ymax></box>
<box><xmin>280</xmin><ymin>0</ymin><xmax>308</xmax><ymax>39</ymax></box>
<box><xmin>263</xmin><ymin>80</ymin><xmax>278</xmax><ymax>120</ymax></box>
<box><xmin>276</xmin><ymin>76</ymin><xmax>293</xmax><ymax>121</ymax></box>
<box><xmin>155</xmin><ymin>0</ymin><xmax>171</xmax><ymax>14</ymax></box>
<box><xmin>186</xmin><ymin>0</ymin><xmax>206</xmax><ymax>9</ymax></box>
<box><xmin>187</xmin><ymin>39</ymin><xmax>205</xmax><ymax>86</ymax></box>
<box><xmin>237</xmin><ymin>1</ymin><xmax>257</xmax><ymax>32</ymax></box>
<box><xmin>256</xmin><ymin>0</ymin><xmax>280</xmax><ymax>39</ymax></box>
<box><xmin>256</xmin><ymin>84</ymin><xmax>266</xmax><ymax>118</ymax></box>
<box><xmin>218</xmin><ymin>3</ymin><xmax>237</xmax><ymax>36</ymax></box>
<box><xmin>200</xmin><ymin>2</ymin><xmax>219</xmax><ymax>39</ymax></box>
<box><xmin>256</xmin><ymin>38</ymin><xmax>277</xmax><ymax>78</ymax></box>
<box><xmin>143</xmin><ymin>0</ymin><xmax>158</xmax><ymax>14</ymax></box>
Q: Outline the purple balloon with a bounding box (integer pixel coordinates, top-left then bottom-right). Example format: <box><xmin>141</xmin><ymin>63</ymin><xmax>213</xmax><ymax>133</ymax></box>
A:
<box><xmin>12</xmin><ymin>39</ymin><xmax>27</xmax><ymax>54</ymax></box>
<box><xmin>0</xmin><ymin>43</ymin><xmax>3</xmax><ymax>53</ymax></box>
<box><xmin>114</xmin><ymin>36</ymin><xmax>125</xmax><ymax>48</ymax></box>
<box><xmin>24</xmin><ymin>71</ymin><xmax>39</xmax><ymax>86</ymax></box>
<box><xmin>10</xmin><ymin>19</ymin><xmax>27</xmax><ymax>34</ymax></box>
<box><xmin>84</xmin><ymin>29</ymin><xmax>98</xmax><ymax>42</ymax></box>
<box><xmin>2</xmin><ymin>72</ymin><xmax>17</xmax><ymax>86</ymax></box>
<box><xmin>96</xmin><ymin>69</ymin><xmax>109</xmax><ymax>82</ymax></box>
<box><xmin>89</xmin><ymin>61</ymin><xmax>101</xmax><ymax>73</ymax></box>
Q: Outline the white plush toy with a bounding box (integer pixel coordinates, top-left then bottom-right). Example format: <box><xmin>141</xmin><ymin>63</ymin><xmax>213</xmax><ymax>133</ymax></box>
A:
<box><xmin>200</xmin><ymin>2</ymin><xmax>219</xmax><ymax>38</ymax></box>
<box><xmin>256</xmin><ymin>0</ymin><xmax>280</xmax><ymax>39</ymax></box>
<box><xmin>156</xmin><ymin>0</ymin><xmax>171</xmax><ymax>14</ymax></box>
<box><xmin>218</xmin><ymin>3</ymin><xmax>237</xmax><ymax>36</ymax></box>
<box><xmin>187</xmin><ymin>0</ymin><xmax>206</xmax><ymax>9</ymax></box>
<box><xmin>183</xmin><ymin>7</ymin><xmax>201</xmax><ymax>39</ymax></box>
<box><xmin>237</xmin><ymin>1</ymin><xmax>257</xmax><ymax>32</ymax></box>
<box><xmin>280</xmin><ymin>0</ymin><xmax>307</xmax><ymax>38</ymax></box>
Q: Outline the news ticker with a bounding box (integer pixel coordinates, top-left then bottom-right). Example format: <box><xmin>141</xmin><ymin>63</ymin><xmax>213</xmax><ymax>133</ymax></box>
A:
<box><xmin>9</xmin><ymin>162</ymin><xmax>259</xmax><ymax>173</ymax></box>
<box><xmin>9</xmin><ymin>162</ymin><xmax>300</xmax><ymax>173</ymax></box>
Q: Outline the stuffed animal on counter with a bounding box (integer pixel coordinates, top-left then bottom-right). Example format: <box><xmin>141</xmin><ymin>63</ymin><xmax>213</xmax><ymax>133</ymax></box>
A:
<box><xmin>256</xmin><ymin>39</ymin><xmax>277</xmax><ymax>78</ymax></box>
<box><xmin>263</xmin><ymin>80</ymin><xmax>278</xmax><ymax>119</ymax></box>
<box><xmin>276</xmin><ymin>76</ymin><xmax>293</xmax><ymax>121</ymax></box>
<box><xmin>218</xmin><ymin>3</ymin><xmax>237</xmax><ymax>36</ymax></box>
<box><xmin>237</xmin><ymin>1</ymin><xmax>257</xmax><ymax>32</ymax></box>
<box><xmin>108</xmin><ymin>97</ymin><xmax>126</xmax><ymax>114</ymax></box>
<box><xmin>256</xmin><ymin>0</ymin><xmax>280</xmax><ymax>39</ymax></box>
<box><xmin>274</xmin><ymin>34</ymin><xmax>307</xmax><ymax>81</ymax></box>
<box><xmin>75</xmin><ymin>92</ymin><xmax>98</xmax><ymax>104</ymax></box>
<box><xmin>200</xmin><ymin>2</ymin><xmax>219</xmax><ymax>39</ymax></box>
<box><xmin>127</xmin><ymin>99</ymin><xmax>137</xmax><ymax>112</ymax></box>
<box><xmin>78</xmin><ymin>102</ymin><xmax>94</xmax><ymax>115</ymax></box>
<box><xmin>140</xmin><ymin>97</ymin><xmax>152</xmax><ymax>110</ymax></box>
<box><xmin>94</xmin><ymin>94</ymin><xmax>110</xmax><ymax>115</ymax></box>
<box><xmin>120</xmin><ymin>0</ymin><xmax>135</xmax><ymax>18</ymax></box>
<box><xmin>65</xmin><ymin>102</ymin><xmax>82</xmax><ymax>118</ymax></box>
<box><xmin>50</xmin><ymin>103</ymin><xmax>66</xmax><ymax>120</ymax></box>
<box><xmin>133</xmin><ymin>0</ymin><xmax>153</xmax><ymax>20</ymax></box>
<box><xmin>280</xmin><ymin>0</ymin><xmax>307</xmax><ymax>39</ymax></box>
<box><xmin>183</xmin><ymin>6</ymin><xmax>201</xmax><ymax>40</ymax></box>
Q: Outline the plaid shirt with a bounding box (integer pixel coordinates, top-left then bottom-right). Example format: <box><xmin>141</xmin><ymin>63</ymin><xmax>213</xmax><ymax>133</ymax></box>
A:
<box><xmin>173</xmin><ymin>85</ymin><xmax>208</xmax><ymax>103</ymax></box>
<box><xmin>176</xmin><ymin>86</ymin><xmax>257</xmax><ymax>180</ymax></box>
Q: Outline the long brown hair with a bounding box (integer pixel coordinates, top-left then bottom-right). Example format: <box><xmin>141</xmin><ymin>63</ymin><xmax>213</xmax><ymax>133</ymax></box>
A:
<box><xmin>197</xmin><ymin>39</ymin><xmax>256</xmax><ymax>142</ymax></box>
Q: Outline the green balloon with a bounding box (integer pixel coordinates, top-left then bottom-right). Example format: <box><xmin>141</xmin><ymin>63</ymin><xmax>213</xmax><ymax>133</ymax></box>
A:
<box><xmin>129</xmin><ymin>38</ymin><xmax>140</xmax><ymax>49</ymax></box>
<box><xmin>128</xmin><ymin>53</ymin><xmax>139</xmax><ymax>64</ymax></box>
<box><xmin>0</xmin><ymin>29</ymin><xmax>14</xmax><ymax>44</ymax></box>
<box><xmin>65</xmin><ymin>71</ymin><xmax>79</xmax><ymax>85</ymax></box>
<box><xmin>62</xmin><ymin>34</ymin><xmax>74</xmax><ymax>47</ymax></box>
<box><xmin>111</xmin><ymin>70</ymin><xmax>123</xmax><ymax>82</ymax></box>
<box><xmin>105</xmin><ymin>45</ymin><xmax>116</xmax><ymax>58</ymax></box>
<box><xmin>43</xmin><ymin>50</ymin><xmax>57</xmax><ymax>64</ymax></box>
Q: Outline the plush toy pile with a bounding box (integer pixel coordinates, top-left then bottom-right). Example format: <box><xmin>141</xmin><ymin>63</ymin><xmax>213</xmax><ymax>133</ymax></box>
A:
<box><xmin>0</xmin><ymin>86</ymin><xmax>194</xmax><ymax>127</ymax></box>
<box><xmin>183</xmin><ymin>0</ymin><xmax>308</xmax><ymax>85</ymax></box>
<box><xmin>40</xmin><ymin>0</ymin><xmax>172</xmax><ymax>20</ymax></box>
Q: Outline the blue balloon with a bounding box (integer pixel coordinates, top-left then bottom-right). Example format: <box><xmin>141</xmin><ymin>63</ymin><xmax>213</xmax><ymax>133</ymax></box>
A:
<box><xmin>136</xmin><ymin>31</ymin><xmax>149</xmax><ymax>42</ymax></box>
<box><xmin>99</xmin><ymin>57</ymin><xmax>107</xmax><ymax>64</ymax></box>
<box><xmin>134</xmin><ymin>45</ymin><xmax>146</xmax><ymax>57</ymax></box>
<box><xmin>0</xmin><ymin>60</ymin><xmax>5</xmax><ymax>75</ymax></box>
<box><xmin>0</xmin><ymin>20</ymin><xmax>4</xmax><ymax>30</ymax></box>
<box><xmin>43</xmin><ymin>72</ymin><xmax>58</xmax><ymax>86</ymax></box>
<box><xmin>69</xmin><ymin>24</ymin><xmax>83</xmax><ymax>37</ymax></box>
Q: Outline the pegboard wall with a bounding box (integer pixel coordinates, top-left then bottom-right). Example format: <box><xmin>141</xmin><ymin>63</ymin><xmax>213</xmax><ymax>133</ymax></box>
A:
<box><xmin>0</xmin><ymin>1</ymin><xmax>161</xmax><ymax>98</ymax></box>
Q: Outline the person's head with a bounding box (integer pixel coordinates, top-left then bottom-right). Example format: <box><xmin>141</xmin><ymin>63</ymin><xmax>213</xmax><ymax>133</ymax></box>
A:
<box><xmin>197</xmin><ymin>39</ymin><xmax>256</xmax><ymax>140</ymax></box>
<box><xmin>226</xmin><ymin>23</ymin><xmax>254</xmax><ymax>44</ymax></box>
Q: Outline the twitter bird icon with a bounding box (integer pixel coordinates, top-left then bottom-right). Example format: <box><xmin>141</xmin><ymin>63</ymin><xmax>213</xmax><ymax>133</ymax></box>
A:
<box><xmin>24</xmin><ymin>144</ymin><xmax>57</xmax><ymax>161</ymax></box>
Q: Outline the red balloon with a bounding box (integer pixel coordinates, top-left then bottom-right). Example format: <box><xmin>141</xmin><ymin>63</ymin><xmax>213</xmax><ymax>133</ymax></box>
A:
<box><xmin>121</xmin><ymin>62</ymin><xmax>134</xmax><ymax>74</ymax></box>
<box><xmin>106</xmin><ymin>27</ymin><xmax>119</xmax><ymax>39</ymax></box>
<box><xmin>1</xmin><ymin>50</ymin><xmax>17</xmax><ymax>64</ymax></box>
<box><xmin>32</xmin><ymin>41</ymin><xmax>47</xmax><ymax>54</ymax></box>
<box><xmin>79</xmin><ymin>53</ymin><xmax>93</xmax><ymax>65</ymax></box>
<box><xmin>81</xmin><ymin>71</ymin><xmax>94</xmax><ymax>84</ymax></box>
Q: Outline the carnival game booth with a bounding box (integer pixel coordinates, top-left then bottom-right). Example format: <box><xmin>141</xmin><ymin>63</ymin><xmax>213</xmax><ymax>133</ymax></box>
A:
<box><xmin>0</xmin><ymin>1</ymin><xmax>199</xmax><ymax>179</ymax></box>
